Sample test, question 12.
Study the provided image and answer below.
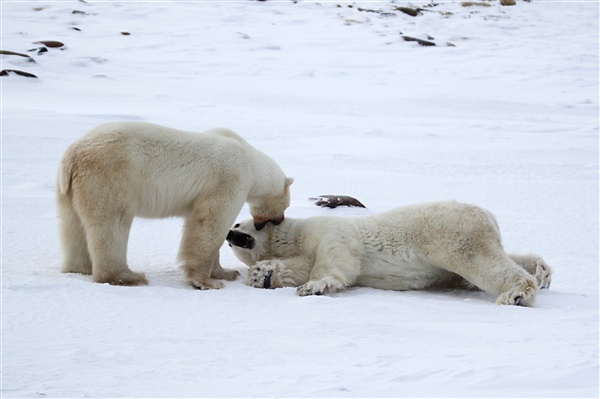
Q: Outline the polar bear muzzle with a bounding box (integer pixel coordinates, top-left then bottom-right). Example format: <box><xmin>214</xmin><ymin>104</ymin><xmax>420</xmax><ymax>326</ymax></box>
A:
<box><xmin>226</xmin><ymin>230</ymin><xmax>256</xmax><ymax>250</ymax></box>
<box><xmin>253</xmin><ymin>214</ymin><xmax>284</xmax><ymax>231</ymax></box>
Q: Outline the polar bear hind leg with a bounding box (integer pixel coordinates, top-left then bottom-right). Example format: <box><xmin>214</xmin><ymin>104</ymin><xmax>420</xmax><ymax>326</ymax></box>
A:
<box><xmin>57</xmin><ymin>191</ymin><xmax>92</xmax><ymax>275</ymax></box>
<box><xmin>82</xmin><ymin>209</ymin><xmax>148</xmax><ymax>286</ymax></box>
<box><xmin>59</xmin><ymin>150</ymin><xmax>148</xmax><ymax>286</ymax></box>
<box><xmin>445</xmin><ymin>253</ymin><xmax>539</xmax><ymax>306</ymax></box>
<box><xmin>509</xmin><ymin>253</ymin><xmax>552</xmax><ymax>289</ymax></box>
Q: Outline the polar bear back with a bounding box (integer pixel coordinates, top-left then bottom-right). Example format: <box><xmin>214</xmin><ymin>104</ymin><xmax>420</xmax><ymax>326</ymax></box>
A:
<box><xmin>361</xmin><ymin>201</ymin><xmax>503</xmax><ymax>261</ymax></box>
<box><xmin>60</xmin><ymin>122</ymin><xmax>266</xmax><ymax>218</ymax></box>
<box><xmin>279</xmin><ymin>201</ymin><xmax>502</xmax><ymax>261</ymax></box>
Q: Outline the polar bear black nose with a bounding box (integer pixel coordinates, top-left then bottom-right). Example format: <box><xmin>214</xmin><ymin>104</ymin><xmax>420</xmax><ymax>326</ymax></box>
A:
<box><xmin>226</xmin><ymin>230</ymin><xmax>256</xmax><ymax>250</ymax></box>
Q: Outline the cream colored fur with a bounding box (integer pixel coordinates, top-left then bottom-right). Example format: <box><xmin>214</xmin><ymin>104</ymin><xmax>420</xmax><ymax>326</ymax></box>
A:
<box><xmin>227</xmin><ymin>201</ymin><xmax>552</xmax><ymax>306</ymax></box>
<box><xmin>57</xmin><ymin>121</ymin><xmax>293</xmax><ymax>289</ymax></box>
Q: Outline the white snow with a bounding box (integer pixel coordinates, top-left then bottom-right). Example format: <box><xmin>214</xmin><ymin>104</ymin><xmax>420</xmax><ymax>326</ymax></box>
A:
<box><xmin>1</xmin><ymin>0</ymin><xmax>598</xmax><ymax>397</ymax></box>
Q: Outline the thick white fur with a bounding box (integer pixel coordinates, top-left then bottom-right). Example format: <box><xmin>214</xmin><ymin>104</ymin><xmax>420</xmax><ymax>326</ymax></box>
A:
<box><xmin>228</xmin><ymin>201</ymin><xmax>552</xmax><ymax>306</ymax></box>
<box><xmin>57</xmin><ymin>121</ymin><xmax>293</xmax><ymax>289</ymax></box>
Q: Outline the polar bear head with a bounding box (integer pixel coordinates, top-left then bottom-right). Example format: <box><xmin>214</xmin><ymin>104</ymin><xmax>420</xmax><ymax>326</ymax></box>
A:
<box><xmin>248</xmin><ymin>177</ymin><xmax>294</xmax><ymax>230</ymax></box>
<box><xmin>226</xmin><ymin>218</ymin><xmax>275</xmax><ymax>266</ymax></box>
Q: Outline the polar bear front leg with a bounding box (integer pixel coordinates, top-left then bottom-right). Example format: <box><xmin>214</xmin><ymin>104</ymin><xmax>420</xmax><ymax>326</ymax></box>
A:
<box><xmin>179</xmin><ymin>196</ymin><xmax>245</xmax><ymax>290</ymax></box>
<box><xmin>180</xmin><ymin>218</ymin><xmax>225</xmax><ymax>290</ymax></box>
<box><xmin>245</xmin><ymin>260</ymin><xmax>297</xmax><ymax>289</ymax></box>
<box><xmin>84</xmin><ymin>214</ymin><xmax>149</xmax><ymax>286</ymax></box>
<box><xmin>297</xmin><ymin>240</ymin><xmax>361</xmax><ymax>296</ymax></box>
<box><xmin>509</xmin><ymin>254</ymin><xmax>553</xmax><ymax>289</ymax></box>
<box><xmin>445</xmin><ymin>254</ymin><xmax>539</xmax><ymax>306</ymax></box>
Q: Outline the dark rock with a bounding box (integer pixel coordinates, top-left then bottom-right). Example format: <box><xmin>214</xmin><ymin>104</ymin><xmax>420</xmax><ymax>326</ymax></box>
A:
<box><xmin>1</xmin><ymin>50</ymin><xmax>31</xmax><ymax>57</ymax></box>
<box><xmin>394</xmin><ymin>7</ymin><xmax>422</xmax><ymax>17</ymax></box>
<box><xmin>357</xmin><ymin>7</ymin><xmax>381</xmax><ymax>13</ymax></box>
<box><xmin>28</xmin><ymin>47</ymin><xmax>48</xmax><ymax>55</ymax></box>
<box><xmin>402</xmin><ymin>35</ymin><xmax>436</xmax><ymax>46</ymax></box>
<box><xmin>0</xmin><ymin>50</ymin><xmax>36</xmax><ymax>63</ymax></box>
<box><xmin>461</xmin><ymin>1</ymin><xmax>492</xmax><ymax>6</ymax></box>
<box><xmin>0</xmin><ymin>69</ymin><xmax>38</xmax><ymax>78</ymax></box>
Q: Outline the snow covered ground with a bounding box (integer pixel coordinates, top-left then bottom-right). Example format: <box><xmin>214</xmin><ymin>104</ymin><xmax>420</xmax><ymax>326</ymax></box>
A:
<box><xmin>1</xmin><ymin>1</ymin><xmax>598</xmax><ymax>397</ymax></box>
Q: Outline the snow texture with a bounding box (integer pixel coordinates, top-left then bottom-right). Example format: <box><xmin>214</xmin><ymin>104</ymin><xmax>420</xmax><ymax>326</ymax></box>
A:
<box><xmin>2</xmin><ymin>1</ymin><xmax>598</xmax><ymax>398</ymax></box>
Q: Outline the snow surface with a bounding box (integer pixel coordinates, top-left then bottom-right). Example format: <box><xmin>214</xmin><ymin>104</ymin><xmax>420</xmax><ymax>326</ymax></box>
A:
<box><xmin>1</xmin><ymin>1</ymin><xmax>598</xmax><ymax>398</ymax></box>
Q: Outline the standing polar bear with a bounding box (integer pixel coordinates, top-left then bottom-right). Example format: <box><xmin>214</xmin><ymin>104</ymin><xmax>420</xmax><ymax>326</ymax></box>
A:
<box><xmin>227</xmin><ymin>201</ymin><xmax>552</xmax><ymax>305</ymax></box>
<box><xmin>57</xmin><ymin>121</ymin><xmax>293</xmax><ymax>289</ymax></box>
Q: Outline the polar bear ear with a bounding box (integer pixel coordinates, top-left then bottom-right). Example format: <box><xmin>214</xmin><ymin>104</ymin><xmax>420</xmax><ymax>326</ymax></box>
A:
<box><xmin>285</xmin><ymin>177</ymin><xmax>294</xmax><ymax>188</ymax></box>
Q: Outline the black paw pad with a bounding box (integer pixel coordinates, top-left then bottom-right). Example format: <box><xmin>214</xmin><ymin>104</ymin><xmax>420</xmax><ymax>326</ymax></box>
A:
<box><xmin>514</xmin><ymin>295</ymin><xmax>523</xmax><ymax>306</ymax></box>
<box><xmin>263</xmin><ymin>269</ymin><xmax>273</xmax><ymax>289</ymax></box>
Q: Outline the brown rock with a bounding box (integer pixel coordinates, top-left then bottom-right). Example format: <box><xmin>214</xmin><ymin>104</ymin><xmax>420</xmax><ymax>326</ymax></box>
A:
<box><xmin>33</xmin><ymin>40</ymin><xmax>64</xmax><ymax>48</ymax></box>
<box><xmin>310</xmin><ymin>195</ymin><xmax>366</xmax><ymax>209</ymax></box>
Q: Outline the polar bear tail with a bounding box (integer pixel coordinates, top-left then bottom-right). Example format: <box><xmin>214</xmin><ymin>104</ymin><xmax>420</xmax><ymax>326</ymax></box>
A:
<box><xmin>56</xmin><ymin>154</ymin><xmax>74</xmax><ymax>196</ymax></box>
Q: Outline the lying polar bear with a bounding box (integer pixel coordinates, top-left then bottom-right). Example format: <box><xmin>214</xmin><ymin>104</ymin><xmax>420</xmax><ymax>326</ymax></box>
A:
<box><xmin>226</xmin><ymin>201</ymin><xmax>552</xmax><ymax>305</ymax></box>
<box><xmin>57</xmin><ymin>122</ymin><xmax>293</xmax><ymax>289</ymax></box>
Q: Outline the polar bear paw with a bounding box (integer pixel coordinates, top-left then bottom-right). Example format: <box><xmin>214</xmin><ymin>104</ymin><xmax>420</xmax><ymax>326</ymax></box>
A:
<box><xmin>297</xmin><ymin>277</ymin><xmax>345</xmax><ymax>296</ymax></box>
<box><xmin>95</xmin><ymin>269</ymin><xmax>149</xmax><ymax>286</ymax></box>
<box><xmin>190</xmin><ymin>278</ymin><xmax>225</xmax><ymax>290</ymax></box>
<box><xmin>532</xmin><ymin>258</ymin><xmax>552</xmax><ymax>289</ymax></box>
<box><xmin>495</xmin><ymin>278</ymin><xmax>538</xmax><ymax>306</ymax></box>
<box><xmin>245</xmin><ymin>260</ymin><xmax>295</xmax><ymax>289</ymax></box>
